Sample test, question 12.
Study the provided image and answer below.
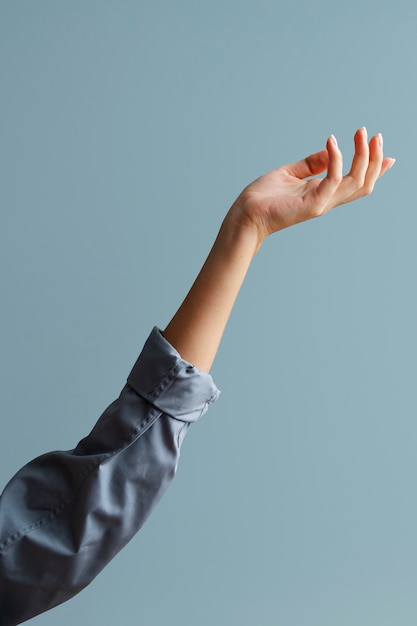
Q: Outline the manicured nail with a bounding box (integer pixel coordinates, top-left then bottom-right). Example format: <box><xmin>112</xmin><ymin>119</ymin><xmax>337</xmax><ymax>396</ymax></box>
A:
<box><xmin>360</xmin><ymin>126</ymin><xmax>368</xmax><ymax>140</ymax></box>
<box><xmin>378</xmin><ymin>133</ymin><xmax>383</xmax><ymax>148</ymax></box>
<box><xmin>388</xmin><ymin>158</ymin><xmax>396</xmax><ymax>169</ymax></box>
<box><xmin>330</xmin><ymin>134</ymin><xmax>338</xmax><ymax>147</ymax></box>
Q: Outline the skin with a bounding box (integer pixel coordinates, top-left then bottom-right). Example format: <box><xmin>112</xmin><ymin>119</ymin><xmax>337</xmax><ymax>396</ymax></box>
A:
<box><xmin>163</xmin><ymin>128</ymin><xmax>395</xmax><ymax>372</ymax></box>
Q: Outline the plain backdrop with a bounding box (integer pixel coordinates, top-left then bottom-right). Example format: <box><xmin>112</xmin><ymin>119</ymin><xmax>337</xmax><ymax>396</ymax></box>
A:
<box><xmin>0</xmin><ymin>1</ymin><xmax>414</xmax><ymax>625</ymax></box>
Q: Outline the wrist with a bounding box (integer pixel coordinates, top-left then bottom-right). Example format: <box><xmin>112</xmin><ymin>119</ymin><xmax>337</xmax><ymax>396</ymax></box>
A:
<box><xmin>223</xmin><ymin>197</ymin><xmax>267</xmax><ymax>256</ymax></box>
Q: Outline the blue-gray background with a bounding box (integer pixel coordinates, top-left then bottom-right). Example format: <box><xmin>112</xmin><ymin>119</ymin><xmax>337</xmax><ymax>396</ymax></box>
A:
<box><xmin>0</xmin><ymin>1</ymin><xmax>413</xmax><ymax>624</ymax></box>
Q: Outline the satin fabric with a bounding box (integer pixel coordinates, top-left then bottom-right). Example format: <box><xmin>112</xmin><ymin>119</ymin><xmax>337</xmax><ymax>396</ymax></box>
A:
<box><xmin>0</xmin><ymin>328</ymin><xmax>219</xmax><ymax>625</ymax></box>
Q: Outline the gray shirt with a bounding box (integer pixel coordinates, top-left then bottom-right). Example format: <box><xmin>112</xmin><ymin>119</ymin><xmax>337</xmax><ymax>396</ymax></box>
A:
<box><xmin>0</xmin><ymin>328</ymin><xmax>219</xmax><ymax>625</ymax></box>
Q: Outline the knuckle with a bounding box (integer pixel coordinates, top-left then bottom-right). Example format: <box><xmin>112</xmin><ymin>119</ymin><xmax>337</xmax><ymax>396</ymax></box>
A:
<box><xmin>311</xmin><ymin>204</ymin><xmax>326</xmax><ymax>218</ymax></box>
<box><xmin>362</xmin><ymin>182</ymin><xmax>374</xmax><ymax>196</ymax></box>
<box><xmin>329</xmin><ymin>173</ymin><xmax>343</xmax><ymax>187</ymax></box>
<box><xmin>350</xmin><ymin>174</ymin><xmax>366</xmax><ymax>192</ymax></box>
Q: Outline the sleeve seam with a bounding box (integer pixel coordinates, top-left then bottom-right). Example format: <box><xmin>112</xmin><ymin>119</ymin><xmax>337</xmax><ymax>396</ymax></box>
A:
<box><xmin>0</xmin><ymin>406</ymin><xmax>162</xmax><ymax>554</ymax></box>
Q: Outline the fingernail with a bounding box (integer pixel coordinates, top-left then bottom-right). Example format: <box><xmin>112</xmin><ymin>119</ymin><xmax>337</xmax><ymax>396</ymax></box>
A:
<box><xmin>361</xmin><ymin>126</ymin><xmax>368</xmax><ymax>140</ymax></box>
<box><xmin>388</xmin><ymin>158</ymin><xmax>396</xmax><ymax>169</ymax></box>
<box><xmin>378</xmin><ymin>133</ymin><xmax>383</xmax><ymax>148</ymax></box>
<box><xmin>330</xmin><ymin>134</ymin><xmax>338</xmax><ymax>147</ymax></box>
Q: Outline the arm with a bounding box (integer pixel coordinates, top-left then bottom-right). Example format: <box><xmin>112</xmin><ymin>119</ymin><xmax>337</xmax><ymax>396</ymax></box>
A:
<box><xmin>0</xmin><ymin>128</ymin><xmax>393</xmax><ymax>624</ymax></box>
<box><xmin>0</xmin><ymin>330</ymin><xmax>219</xmax><ymax>625</ymax></box>
<box><xmin>163</xmin><ymin>128</ymin><xmax>394</xmax><ymax>372</ymax></box>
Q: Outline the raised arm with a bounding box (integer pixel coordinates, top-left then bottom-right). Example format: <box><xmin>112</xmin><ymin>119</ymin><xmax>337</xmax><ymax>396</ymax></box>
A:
<box><xmin>163</xmin><ymin>128</ymin><xmax>395</xmax><ymax>372</ymax></box>
<box><xmin>0</xmin><ymin>128</ymin><xmax>394</xmax><ymax>625</ymax></box>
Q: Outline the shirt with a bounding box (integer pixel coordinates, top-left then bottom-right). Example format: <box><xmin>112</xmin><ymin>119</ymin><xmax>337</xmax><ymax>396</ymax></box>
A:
<box><xmin>0</xmin><ymin>328</ymin><xmax>219</xmax><ymax>625</ymax></box>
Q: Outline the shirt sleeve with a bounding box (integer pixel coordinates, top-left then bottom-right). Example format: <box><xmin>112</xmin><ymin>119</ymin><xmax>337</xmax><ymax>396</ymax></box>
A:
<box><xmin>0</xmin><ymin>327</ymin><xmax>219</xmax><ymax>626</ymax></box>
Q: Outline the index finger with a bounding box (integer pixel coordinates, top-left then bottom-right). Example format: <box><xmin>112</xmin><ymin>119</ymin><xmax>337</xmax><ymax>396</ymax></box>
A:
<box><xmin>315</xmin><ymin>135</ymin><xmax>343</xmax><ymax>202</ymax></box>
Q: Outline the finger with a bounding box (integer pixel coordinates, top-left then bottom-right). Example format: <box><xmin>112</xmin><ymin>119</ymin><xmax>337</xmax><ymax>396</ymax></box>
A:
<box><xmin>360</xmin><ymin>133</ymin><xmax>384</xmax><ymax>195</ymax></box>
<box><xmin>285</xmin><ymin>149</ymin><xmax>329</xmax><ymax>179</ymax></box>
<box><xmin>315</xmin><ymin>135</ymin><xmax>343</xmax><ymax>201</ymax></box>
<box><xmin>346</xmin><ymin>127</ymin><xmax>370</xmax><ymax>186</ymax></box>
<box><xmin>342</xmin><ymin>133</ymin><xmax>385</xmax><ymax>202</ymax></box>
<box><xmin>379</xmin><ymin>157</ymin><xmax>396</xmax><ymax>177</ymax></box>
<box><xmin>336</xmin><ymin>137</ymin><xmax>394</xmax><ymax>206</ymax></box>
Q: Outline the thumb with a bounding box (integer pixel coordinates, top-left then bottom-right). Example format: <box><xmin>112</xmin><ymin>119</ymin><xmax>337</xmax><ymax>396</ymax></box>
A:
<box><xmin>285</xmin><ymin>149</ymin><xmax>329</xmax><ymax>179</ymax></box>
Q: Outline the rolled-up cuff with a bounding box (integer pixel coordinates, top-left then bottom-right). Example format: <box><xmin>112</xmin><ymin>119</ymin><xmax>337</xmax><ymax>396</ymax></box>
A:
<box><xmin>127</xmin><ymin>327</ymin><xmax>220</xmax><ymax>423</ymax></box>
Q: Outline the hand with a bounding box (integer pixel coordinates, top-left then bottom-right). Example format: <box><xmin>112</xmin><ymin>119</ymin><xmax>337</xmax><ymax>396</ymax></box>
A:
<box><xmin>229</xmin><ymin>128</ymin><xmax>395</xmax><ymax>250</ymax></box>
<box><xmin>164</xmin><ymin>128</ymin><xmax>394</xmax><ymax>371</ymax></box>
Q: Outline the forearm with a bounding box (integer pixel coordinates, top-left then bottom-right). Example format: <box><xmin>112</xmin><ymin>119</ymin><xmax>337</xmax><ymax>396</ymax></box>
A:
<box><xmin>163</xmin><ymin>129</ymin><xmax>394</xmax><ymax>372</ymax></box>
<box><xmin>163</xmin><ymin>212</ymin><xmax>259</xmax><ymax>372</ymax></box>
